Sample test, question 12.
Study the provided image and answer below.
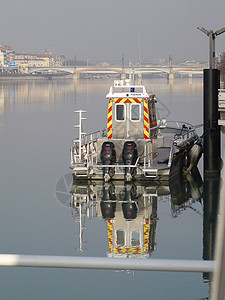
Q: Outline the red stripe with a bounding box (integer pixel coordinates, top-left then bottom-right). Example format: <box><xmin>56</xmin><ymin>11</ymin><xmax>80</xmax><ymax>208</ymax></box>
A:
<box><xmin>107</xmin><ymin>127</ymin><xmax>112</xmax><ymax>132</ymax></box>
<box><xmin>108</xmin><ymin>115</ymin><xmax>112</xmax><ymax>122</ymax></box>
<box><xmin>144</xmin><ymin>115</ymin><xmax>149</xmax><ymax>123</ymax></box>
<box><xmin>108</xmin><ymin>106</ymin><xmax>112</xmax><ymax>113</ymax></box>
<box><xmin>144</xmin><ymin>106</ymin><xmax>148</xmax><ymax>114</ymax></box>
<box><xmin>115</xmin><ymin>98</ymin><xmax>142</xmax><ymax>103</ymax></box>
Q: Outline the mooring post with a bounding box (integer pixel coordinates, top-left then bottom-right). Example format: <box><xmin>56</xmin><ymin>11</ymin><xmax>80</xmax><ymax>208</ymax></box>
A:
<box><xmin>203</xmin><ymin>68</ymin><xmax>220</xmax><ymax>177</ymax></box>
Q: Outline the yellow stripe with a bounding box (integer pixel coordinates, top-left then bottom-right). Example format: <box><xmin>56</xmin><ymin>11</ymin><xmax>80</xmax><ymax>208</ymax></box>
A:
<box><xmin>108</xmin><ymin>120</ymin><xmax>112</xmax><ymax>128</ymax></box>
<box><xmin>107</xmin><ymin>129</ymin><xmax>112</xmax><ymax>137</ymax></box>
<box><xmin>113</xmin><ymin>98</ymin><xmax>143</xmax><ymax>103</ymax></box>
<box><xmin>144</xmin><ymin>120</ymin><xmax>149</xmax><ymax>128</ymax></box>
<box><xmin>144</xmin><ymin>131</ymin><xmax>149</xmax><ymax>138</ymax></box>
<box><xmin>144</xmin><ymin>111</ymin><xmax>149</xmax><ymax>119</ymax></box>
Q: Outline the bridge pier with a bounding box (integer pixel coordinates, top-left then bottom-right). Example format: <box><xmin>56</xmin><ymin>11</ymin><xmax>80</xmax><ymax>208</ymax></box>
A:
<box><xmin>168</xmin><ymin>72</ymin><xmax>174</xmax><ymax>81</ymax></box>
<box><xmin>73</xmin><ymin>68</ymin><xmax>79</xmax><ymax>80</ymax></box>
<box><xmin>137</xmin><ymin>71</ymin><xmax>142</xmax><ymax>79</ymax></box>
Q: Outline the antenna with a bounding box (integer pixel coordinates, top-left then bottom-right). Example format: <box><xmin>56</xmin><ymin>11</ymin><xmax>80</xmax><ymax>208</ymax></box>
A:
<box><xmin>138</xmin><ymin>31</ymin><xmax>143</xmax><ymax>84</ymax></box>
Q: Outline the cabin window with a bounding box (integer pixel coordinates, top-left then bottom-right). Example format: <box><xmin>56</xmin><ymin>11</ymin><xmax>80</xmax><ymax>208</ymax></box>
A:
<box><xmin>130</xmin><ymin>104</ymin><xmax>141</xmax><ymax>121</ymax></box>
<box><xmin>131</xmin><ymin>230</ymin><xmax>140</xmax><ymax>247</ymax></box>
<box><xmin>115</xmin><ymin>104</ymin><xmax>126</xmax><ymax>121</ymax></box>
<box><xmin>116</xmin><ymin>229</ymin><xmax>125</xmax><ymax>246</ymax></box>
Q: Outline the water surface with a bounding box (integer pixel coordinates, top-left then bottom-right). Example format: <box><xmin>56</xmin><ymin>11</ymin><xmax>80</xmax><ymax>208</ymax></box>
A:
<box><xmin>0</xmin><ymin>77</ymin><xmax>217</xmax><ymax>299</ymax></box>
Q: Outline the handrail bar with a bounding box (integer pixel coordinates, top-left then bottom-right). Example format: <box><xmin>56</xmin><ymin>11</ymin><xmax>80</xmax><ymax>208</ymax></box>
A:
<box><xmin>0</xmin><ymin>254</ymin><xmax>214</xmax><ymax>272</ymax></box>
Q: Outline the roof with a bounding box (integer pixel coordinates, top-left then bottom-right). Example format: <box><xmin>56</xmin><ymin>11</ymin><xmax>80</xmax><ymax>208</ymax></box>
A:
<box><xmin>106</xmin><ymin>80</ymin><xmax>150</xmax><ymax>98</ymax></box>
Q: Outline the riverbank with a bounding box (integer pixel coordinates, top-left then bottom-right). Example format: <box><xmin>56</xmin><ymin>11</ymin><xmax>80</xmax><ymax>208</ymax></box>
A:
<box><xmin>0</xmin><ymin>74</ymin><xmax>73</xmax><ymax>80</ymax></box>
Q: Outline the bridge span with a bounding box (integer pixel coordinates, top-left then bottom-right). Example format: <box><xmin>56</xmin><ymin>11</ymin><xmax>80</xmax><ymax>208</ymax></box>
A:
<box><xmin>28</xmin><ymin>65</ymin><xmax>205</xmax><ymax>80</ymax></box>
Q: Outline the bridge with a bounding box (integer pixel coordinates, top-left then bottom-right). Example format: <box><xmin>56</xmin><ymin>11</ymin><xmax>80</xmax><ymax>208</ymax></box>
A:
<box><xmin>28</xmin><ymin>65</ymin><xmax>206</xmax><ymax>80</ymax></box>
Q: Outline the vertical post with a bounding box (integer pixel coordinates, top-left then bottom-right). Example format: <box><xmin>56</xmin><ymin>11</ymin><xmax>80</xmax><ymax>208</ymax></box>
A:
<box><xmin>78</xmin><ymin>111</ymin><xmax>82</xmax><ymax>160</ymax></box>
<box><xmin>202</xmin><ymin>177</ymin><xmax>220</xmax><ymax>282</ymax></box>
<box><xmin>74</xmin><ymin>110</ymin><xmax>86</xmax><ymax>160</ymax></box>
<box><xmin>210</xmin><ymin>162</ymin><xmax>225</xmax><ymax>300</ymax></box>
<box><xmin>203</xmin><ymin>69</ymin><xmax>220</xmax><ymax>177</ymax></box>
<box><xmin>121</xmin><ymin>53</ymin><xmax>126</xmax><ymax>80</ymax></box>
<box><xmin>209</xmin><ymin>31</ymin><xmax>216</xmax><ymax>69</ymax></box>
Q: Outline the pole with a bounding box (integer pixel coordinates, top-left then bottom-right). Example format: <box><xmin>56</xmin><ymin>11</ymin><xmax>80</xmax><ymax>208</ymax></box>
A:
<box><xmin>203</xmin><ymin>68</ymin><xmax>221</xmax><ymax>177</ymax></box>
<box><xmin>210</xmin><ymin>159</ymin><xmax>225</xmax><ymax>300</ymax></box>
<box><xmin>209</xmin><ymin>31</ymin><xmax>215</xmax><ymax>69</ymax></box>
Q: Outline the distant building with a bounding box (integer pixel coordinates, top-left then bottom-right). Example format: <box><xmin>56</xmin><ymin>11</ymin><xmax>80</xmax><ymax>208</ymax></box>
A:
<box><xmin>14</xmin><ymin>53</ymin><xmax>51</xmax><ymax>73</ymax></box>
<box><xmin>0</xmin><ymin>45</ymin><xmax>15</xmax><ymax>68</ymax></box>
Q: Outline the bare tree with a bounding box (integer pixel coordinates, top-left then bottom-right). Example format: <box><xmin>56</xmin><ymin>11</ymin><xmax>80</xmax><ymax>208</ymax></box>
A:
<box><xmin>217</xmin><ymin>53</ymin><xmax>225</xmax><ymax>85</ymax></box>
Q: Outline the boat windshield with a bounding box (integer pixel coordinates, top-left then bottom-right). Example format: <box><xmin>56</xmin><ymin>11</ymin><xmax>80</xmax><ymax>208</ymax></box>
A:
<box><xmin>116</xmin><ymin>104</ymin><xmax>125</xmax><ymax>121</ymax></box>
<box><xmin>130</xmin><ymin>104</ymin><xmax>140</xmax><ymax>121</ymax></box>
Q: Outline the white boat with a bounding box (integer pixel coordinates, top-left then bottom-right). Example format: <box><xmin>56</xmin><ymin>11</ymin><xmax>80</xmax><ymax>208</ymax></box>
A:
<box><xmin>70</xmin><ymin>80</ymin><xmax>202</xmax><ymax>182</ymax></box>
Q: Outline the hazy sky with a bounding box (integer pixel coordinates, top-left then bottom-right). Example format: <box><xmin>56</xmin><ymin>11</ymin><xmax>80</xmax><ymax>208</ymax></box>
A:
<box><xmin>1</xmin><ymin>0</ymin><xmax>225</xmax><ymax>62</ymax></box>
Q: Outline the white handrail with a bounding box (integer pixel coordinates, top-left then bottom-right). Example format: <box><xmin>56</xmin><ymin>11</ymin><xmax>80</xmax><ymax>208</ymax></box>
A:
<box><xmin>0</xmin><ymin>254</ymin><xmax>214</xmax><ymax>272</ymax></box>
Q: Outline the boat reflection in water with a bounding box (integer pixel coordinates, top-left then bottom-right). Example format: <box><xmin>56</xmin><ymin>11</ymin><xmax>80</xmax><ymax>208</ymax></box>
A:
<box><xmin>70</xmin><ymin>167</ymin><xmax>203</xmax><ymax>257</ymax></box>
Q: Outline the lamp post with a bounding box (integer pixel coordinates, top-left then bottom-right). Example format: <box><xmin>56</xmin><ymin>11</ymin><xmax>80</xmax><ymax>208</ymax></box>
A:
<box><xmin>197</xmin><ymin>27</ymin><xmax>225</xmax><ymax>69</ymax></box>
<box><xmin>197</xmin><ymin>27</ymin><xmax>225</xmax><ymax>176</ymax></box>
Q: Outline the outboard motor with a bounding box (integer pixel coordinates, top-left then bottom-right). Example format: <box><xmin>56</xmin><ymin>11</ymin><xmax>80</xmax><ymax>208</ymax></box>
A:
<box><xmin>100</xmin><ymin>142</ymin><xmax>116</xmax><ymax>182</ymax></box>
<box><xmin>122</xmin><ymin>141</ymin><xmax>138</xmax><ymax>181</ymax></box>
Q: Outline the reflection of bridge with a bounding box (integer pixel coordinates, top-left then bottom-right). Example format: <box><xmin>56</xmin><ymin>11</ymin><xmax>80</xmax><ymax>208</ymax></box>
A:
<box><xmin>28</xmin><ymin>65</ymin><xmax>205</xmax><ymax>80</ymax></box>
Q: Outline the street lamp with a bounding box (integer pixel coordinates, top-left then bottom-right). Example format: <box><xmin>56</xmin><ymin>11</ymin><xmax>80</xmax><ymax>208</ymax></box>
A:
<box><xmin>197</xmin><ymin>27</ymin><xmax>225</xmax><ymax>69</ymax></box>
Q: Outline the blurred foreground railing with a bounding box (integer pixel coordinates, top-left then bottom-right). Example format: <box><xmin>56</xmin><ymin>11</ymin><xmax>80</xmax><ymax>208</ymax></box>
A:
<box><xmin>0</xmin><ymin>255</ymin><xmax>214</xmax><ymax>272</ymax></box>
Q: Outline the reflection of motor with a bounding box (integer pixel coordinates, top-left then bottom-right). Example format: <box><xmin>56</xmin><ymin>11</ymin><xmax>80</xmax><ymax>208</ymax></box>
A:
<box><xmin>122</xmin><ymin>184</ymin><xmax>138</xmax><ymax>220</ymax></box>
<box><xmin>101</xmin><ymin>202</ymin><xmax>116</xmax><ymax>219</ymax></box>
<box><xmin>122</xmin><ymin>141</ymin><xmax>138</xmax><ymax>181</ymax></box>
<box><xmin>100</xmin><ymin>142</ymin><xmax>116</xmax><ymax>182</ymax></box>
<box><xmin>122</xmin><ymin>203</ymin><xmax>138</xmax><ymax>220</ymax></box>
<box><xmin>100</xmin><ymin>183</ymin><xmax>116</xmax><ymax>219</ymax></box>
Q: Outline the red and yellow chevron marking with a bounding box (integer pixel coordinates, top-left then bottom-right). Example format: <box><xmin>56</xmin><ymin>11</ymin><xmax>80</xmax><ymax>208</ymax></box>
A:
<box><xmin>107</xmin><ymin>220</ymin><xmax>113</xmax><ymax>253</ymax></box>
<box><xmin>114</xmin><ymin>98</ymin><xmax>142</xmax><ymax>104</ymax></box>
<box><xmin>107</xmin><ymin>98</ymin><xmax>112</xmax><ymax>139</ymax></box>
<box><xmin>114</xmin><ymin>247</ymin><xmax>142</xmax><ymax>255</ymax></box>
<box><xmin>144</xmin><ymin>99</ymin><xmax>149</xmax><ymax>139</ymax></box>
<box><xmin>144</xmin><ymin>218</ymin><xmax>150</xmax><ymax>253</ymax></box>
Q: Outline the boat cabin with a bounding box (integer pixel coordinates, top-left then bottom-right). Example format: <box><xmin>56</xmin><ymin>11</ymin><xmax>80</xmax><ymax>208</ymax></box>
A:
<box><xmin>106</xmin><ymin>80</ymin><xmax>157</xmax><ymax>140</ymax></box>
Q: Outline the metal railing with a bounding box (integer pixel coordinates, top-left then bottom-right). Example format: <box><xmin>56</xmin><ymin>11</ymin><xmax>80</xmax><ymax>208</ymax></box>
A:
<box><xmin>0</xmin><ymin>254</ymin><xmax>214</xmax><ymax>272</ymax></box>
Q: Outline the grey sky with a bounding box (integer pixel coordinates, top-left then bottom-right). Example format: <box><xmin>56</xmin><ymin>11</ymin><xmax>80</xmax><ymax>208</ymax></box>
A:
<box><xmin>1</xmin><ymin>0</ymin><xmax>225</xmax><ymax>62</ymax></box>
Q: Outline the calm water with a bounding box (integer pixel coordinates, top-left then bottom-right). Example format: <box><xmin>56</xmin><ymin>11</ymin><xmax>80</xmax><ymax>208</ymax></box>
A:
<box><xmin>0</xmin><ymin>77</ymin><xmax>222</xmax><ymax>299</ymax></box>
